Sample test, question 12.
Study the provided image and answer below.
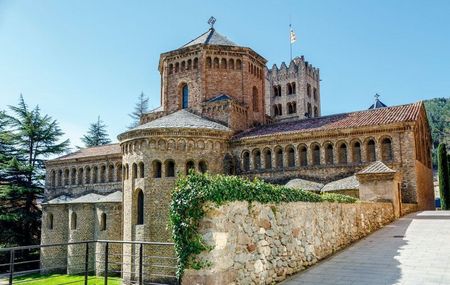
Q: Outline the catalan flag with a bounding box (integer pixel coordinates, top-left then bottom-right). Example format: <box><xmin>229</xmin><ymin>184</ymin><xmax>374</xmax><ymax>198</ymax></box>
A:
<box><xmin>290</xmin><ymin>28</ymin><xmax>296</xmax><ymax>44</ymax></box>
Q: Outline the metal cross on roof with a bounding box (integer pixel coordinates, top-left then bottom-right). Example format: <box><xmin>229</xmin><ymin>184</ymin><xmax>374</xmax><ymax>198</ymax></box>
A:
<box><xmin>374</xmin><ymin>93</ymin><xmax>380</xmax><ymax>100</ymax></box>
<box><xmin>208</xmin><ymin>16</ymin><xmax>216</xmax><ymax>29</ymax></box>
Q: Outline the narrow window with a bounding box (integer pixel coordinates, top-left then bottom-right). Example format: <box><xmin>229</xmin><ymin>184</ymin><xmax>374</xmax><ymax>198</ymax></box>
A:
<box><xmin>199</xmin><ymin>161</ymin><xmax>208</xmax><ymax>173</ymax></box>
<box><xmin>299</xmin><ymin>146</ymin><xmax>308</xmax><ymax>166</ymax></box>
<box><xmin>213</xmin><ymin>57</ymin><xmax>219</xmax><ymax>68</ymax></box>
<box><xmin>187</xmin><ymin>59</ymin><xmax>192</xmax><ymax>70</ymax></box>
<box><xmin>292</xmin><ymin>82</ymin><xmax>296</xmax><ymax>94</ymax></box>
<box><xmin>181</xmin><ymin>61</ymin><xmax>186</xmax><ymax>71</ymax></box>
<box><xmin>253</xmin><ymin>150</ymin><xmax>261</xmax><ymax>170</ymax></box>
<box><xmin>165</xmin><ymin>160</ymin><xmax>175</xmax><ymax>177</ymax></box>
<box><xmin>221</xmin><ymin>58</ymin><xmax>227</xmax><ymax>69</ymax></box>
<box><xmin>175</xmin><ymin>62</ymin><xmax>179</xmax><ymax>73</ymax></box>
<box><xmin>325</xmin><ymin>144</ymin><xmax>334</xmax><ymax>165</ymax></box>
<box><xmin>275</xmin><ymin>148</ymin><xmax>283</xmax><ymax>169</ymax></box>
<box><xmin>313</xmin><ymin>88</ymin><xmax>317</xmax><ymax>100</ymax></box>
<box><xmin>186</xmin><ymin>160</ymin><xmax>195</xmax><ymax>174</ymax></box>
<box><xmin>152</xmin><ymin>160</ymin><xmax>162</xmax><ymax>178</ymax></box>
<box><xmin>138</xmin><ymin>162</ymin><xmax>144</xmax><ymax>178</ymax></box>
<box><xmin>193</xmin><ymin>58</ymin><xmax>198</xmax><ymax>69</ymax></box>
<box><xmin>312</xmin><ymin>145</ymin><xmax>320</xmax><ymax>165</ymax></box>
<box><xmin>100</xmin><ymin>213</ymin><xmax>107</xmax><ymax>231</ymax></box>
<box><xmin>108</xmin><ymin>164</ymin><xmax>114</xmax><ymax>182</ymax></box>
<box><xmin>100</xmin><ymin>165</ymin><xmax>106</xmax><ymax>183</ymax></box>
<box><xmin>116</xmin><ymin>164</ymin><xmax>122</xmax><ymax>182</ymax></box>
<box><xmin>367</xmin><ymin>140</ymin><xmax>376</xmax><ymax>162</ymax></box>
<box><xmin>71</xmin><ymin>212</ymin><xmax>77</xmax><ymax>230</ymax></box>
<box><xmin>70</xmin><ymin>168</ymin><xmax>76</xmax><ymax>185</ymax></box>
<box><xmin>92</xmin><ymin>166</ymin><xmax>98</xmax><ymax>183</ymax></box>
<box><xmin>252</xmin><ymin>87</ymin><xmax>259</xmax><ymax>112</ymax></box>
<box><xmin>132</xmin><ymin>163</ymin><xmax>137</xmax><ymax>179</ymax></box>
<box><xmin>242</xmin><ymin>152</ymin><xmax>250</xmax><ymax>172</ymax></box>
<box><xmin>382</xmin><ymin>138</ymin><xmax>393</xmax><ymax>161</ymax></box>
<box><xmin>229</xmin><ymin>58</ymin><xmax>235</xmax><ymax>69</ymax></box>
<box><xmin>137</xmin><ymin>190</ymin><xmax>144</xmax><ymax>225</ymax></box>
<box><xmin>287</xmin><ymin>147</ymin><xmax>295</xmax><ymax>167</ymax></box>
<box><xmin>353</xmin><ymin>142</ymin><xmax>362</xmax><ymax>163</ymax></box>
<box><xmin>307</xmin><ymin>84</ymin><xmax>311</xmax><ymax>97</ymax></box>
<box><xmin>206</xmin><ymin>57</ymin><xmax>212</xmax><ymax>68</ymax></box>
<box><xmin>48</xmin><ymin>213</ymin><xmax>54</xmax><ymax>230</ymax></box>
<box><xmin>264</xmin><ymin>149</ymin><xmax>272</xmax><ymax>169</ymax></box>
<box><xmin>338</xmin><ymin>143</ymin><xmax>348</xmax><ymax>164</ymax></box>
<box><xmin>51</xmin><ymin>170</ymin><xmax>56</xmax><ymax>187</ymax></box>
<box><xmin>287</xmin><ymin>83</ymin><xmax>292</xmax><ymax>95</ymax></box>
<box><xmin>77</xmin><ymin>168</ymin><xmax>83</xmax><ymax>185</ymax></box>
<box><xmin>168</xmin><ymin>64</ymin><xmax>173</xmax><ymax>75</ymax></box>
<box><xmin>64</xmin><ymin>169</ymin><xmax>69</xmax><ymax>186</ymax></box>
<box><xmin>236</xmin><ymin>59</ymin><xmax>242</xmax><ymax>70</ymax></box>
<box><xmin>307</xmin><ymin>103</ymin><xmax>312</xmax><ymax>117</ymax></box>
<box><xmin>182</xmin><ymin>84</ymin><xmax>189</xmax><ymax>109</ymax></box>
<box><xmin>85</xmin><ymin>167</ymin><xmax>91</xmax><ymax>184</ymax></box>
<box><xmin>278</xmin><ymin>104</ymin><xmax>282</xmax><ymax>116</ymax></box>
<box><xmin>314</xmin><ymin>106</ymin><xmax>318</xmax><ymax>117</ymax></box>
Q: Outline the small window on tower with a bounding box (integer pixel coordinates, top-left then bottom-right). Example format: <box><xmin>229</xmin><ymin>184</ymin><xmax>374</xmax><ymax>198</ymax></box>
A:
<box><xmin>182</xmin><ymin>84</ymin><xmax>189</xmax><ymax>109</ymax></box>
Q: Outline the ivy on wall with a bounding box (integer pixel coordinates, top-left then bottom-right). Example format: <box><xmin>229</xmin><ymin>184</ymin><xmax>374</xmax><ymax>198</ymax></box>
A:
<box><xmin>169</xmin><ymin>171</ymin><xmax>357</xmax><ymax>279</ymax></box>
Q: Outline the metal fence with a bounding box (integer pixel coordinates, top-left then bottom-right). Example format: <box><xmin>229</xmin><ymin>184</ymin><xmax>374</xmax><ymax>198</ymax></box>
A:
<box><xmin>0</xmin><ymin>240</ymin><xmax>179</xmax><ymax>285</ymax></box>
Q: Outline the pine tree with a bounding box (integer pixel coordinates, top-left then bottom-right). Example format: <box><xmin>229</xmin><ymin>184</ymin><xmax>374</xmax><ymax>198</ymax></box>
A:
<box><xmin>128</xmin><ymin>92</ymin><xmax>149</xmax><ymax>129</ymax></box>
<box><xmin>438</xmin><ymin>143</ymin><xmax>450</xmax><ymax>210</ymax></box>
<box><xmin>0</xmin><ymin>95</ymin><xmax>69</xmax><ymax>246</ymax></box>
<box><xmin>81</xmin><ymin>116</ymin><xmax>112</xmax><ymax>147</ymax></box>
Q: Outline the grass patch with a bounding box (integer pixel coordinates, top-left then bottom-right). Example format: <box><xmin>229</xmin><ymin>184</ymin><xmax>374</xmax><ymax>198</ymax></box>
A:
<box><xmin>170</xmin><ymin>172</ymin><xmax>357</xmax><ymax>278</ymax></box>
<box><xmin>13</xmin><ymin>273</ymin><xmax>121</xmax><ymax>285</ymax></box>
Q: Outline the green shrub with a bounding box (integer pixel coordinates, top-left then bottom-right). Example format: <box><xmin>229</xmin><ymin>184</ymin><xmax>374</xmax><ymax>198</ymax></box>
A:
<box><xmin>438</xmin><ymin>143</ymin><xmax>450</xmax><ymax>209</ymax></box>
<box><xmin>170</xmin><ymin>171</ymin><xmax>357</xmax><ymax>279</ymax></box>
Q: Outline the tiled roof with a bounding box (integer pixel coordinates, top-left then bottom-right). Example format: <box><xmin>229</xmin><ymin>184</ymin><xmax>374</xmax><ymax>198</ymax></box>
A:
<box><xmin>44</xmin><ymin>195</ymin><xmax>73</xmax><ymax>204</ymax></box>
<box><xmin>358</xmin><ymin>161</ymin><xmax>396</xmax><ymax>174</ymax></box>
<box><xmin>234</xmin><ymin>102</ymin><xmax>422</xmax><ymax>140</ymax></box>
<box><xmin>53</xmin><ymin>144</ymin><xmax>121</xmax><ymax>161</ymax></box>
<box><xmin>43</xmin><ymin>191</ymin><xmax>122</xmax><ymax>204</ymax></box>
<box><xmin>126</xmin><ymin>109</ymin><xmax>231</xmax><ymax>132</ymax></box>
<box><xmin>321</xmin><ymin>176</ymin><xmax>359</xmax><ymax>192</ymax></box>
<box><xmin>285</xmin><ymin>178</ymin><xmax>324</xmax><ymax>192</ymax></box>
<box><xmin>206</xmin><ymin>94</ymin><xmax>232</xmax><ymax>103</ymax></box>
<box><xmin>181</xmin><ymin>28</ymin><xmax>238</xmax><ymax>48</ymax></box>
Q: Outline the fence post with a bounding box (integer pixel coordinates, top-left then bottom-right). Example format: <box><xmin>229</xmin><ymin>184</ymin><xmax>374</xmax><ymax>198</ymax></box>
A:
<box><xmin>84</xmin><ymin>242</ymin><xmax>89</xmax><ymax>285</ymax></box>
<box><xmin>104</xmin><ymin>242</ymin><xmax>109</xmax><ymax>285</ymax></box>
<box><xmin>8</xmin><ymin>249</ymin><xmax>14</xmax><ymax>285</ymax></box>
<box><xmin>139</xmin><ymin>243</ymin><xmax>143</xmax><ymax>285</ymax></box>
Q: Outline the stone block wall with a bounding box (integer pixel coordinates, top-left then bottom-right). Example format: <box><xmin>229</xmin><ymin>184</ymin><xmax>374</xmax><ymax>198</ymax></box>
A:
<box><xmin>182</xmin><ymin>201</ymin><xmax>395</xmax><ymax>285</ymax></box>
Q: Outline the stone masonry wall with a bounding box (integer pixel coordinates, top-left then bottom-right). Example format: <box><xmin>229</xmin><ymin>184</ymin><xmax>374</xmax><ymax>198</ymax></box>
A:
<box><xmin>182</xmin><ymin>201</ymin><xmax>395</xmax><ymax>285</ymax></box>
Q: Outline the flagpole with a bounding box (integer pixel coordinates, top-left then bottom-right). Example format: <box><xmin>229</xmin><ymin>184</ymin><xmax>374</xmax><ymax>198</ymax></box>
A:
<box><xmin>289</xmin><ymin>24</ymin><xmax>292</xmax><ymax>61</ymax></box>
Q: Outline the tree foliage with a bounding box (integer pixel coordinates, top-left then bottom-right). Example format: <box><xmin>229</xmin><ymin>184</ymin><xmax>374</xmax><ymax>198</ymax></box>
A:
<box><xmin>0</xmin><ymin>95</ymin><xmax>69</xmax><ymax>247</ymax></box>
<box><xmin>424</xmin><ymin>98</ymin><xmax>450</xmax><ymax>168</ymax></box>
<box><xmin>81</xmin><ymin>116</ymin><xmax>111</xmax><ymax>147</ymax></box>
<box><xmin>170</xmin><ymin>171</ymin><xmax>356</xmax><ymax>279</ymax></box>
<box><xmin>438</xmin><ymin>143</ymin><xmax>450</xmax><ymax>210</ymax></box>
<box><xmin>128</xmin><ymin>92</ymin><xmax>149</xmax><ymax>129</ymax></box>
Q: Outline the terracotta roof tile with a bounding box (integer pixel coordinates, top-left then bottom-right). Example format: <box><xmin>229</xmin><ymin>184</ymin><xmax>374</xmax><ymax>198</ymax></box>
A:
<box><xmin>234</xmin><ymin>102</ymin><xmax>422</xmax><ymax>140</ymax></box>
<box><xmin>52</xmin><ymin>143</ymin><xmax>121</xmax><ymax>161</ymax></box>
<box><xmin>358</xmin><ymin>161</ymin><xmax>396</xmax><ymax>174</ymax></box>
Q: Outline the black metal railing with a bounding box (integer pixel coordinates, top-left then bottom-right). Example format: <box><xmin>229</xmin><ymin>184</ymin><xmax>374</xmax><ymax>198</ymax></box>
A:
<box><xmin>0</xmin><ymin>240</ymin><xmax>179</xmax><ymax>285</ymax></box>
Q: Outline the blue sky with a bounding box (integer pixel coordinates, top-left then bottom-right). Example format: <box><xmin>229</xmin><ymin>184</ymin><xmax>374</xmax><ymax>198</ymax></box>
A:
<box><xmin>0</xmin><ymin>0</ymin><xmax>449</xmax><ymax>149</ymax></box>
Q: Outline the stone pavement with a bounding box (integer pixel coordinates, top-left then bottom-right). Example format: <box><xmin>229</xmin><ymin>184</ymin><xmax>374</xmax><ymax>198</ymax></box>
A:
<box><xmin>282</xmin><ymin>211</ymin><xmax>450</xmax><ymax>285</ymax></box>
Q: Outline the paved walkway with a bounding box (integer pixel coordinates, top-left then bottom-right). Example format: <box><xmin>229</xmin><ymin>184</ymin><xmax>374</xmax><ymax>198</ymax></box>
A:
<box><xmin>282</xmin><ymin>211</ymin><xmax>450</xmax><ymax>285</ymax></box>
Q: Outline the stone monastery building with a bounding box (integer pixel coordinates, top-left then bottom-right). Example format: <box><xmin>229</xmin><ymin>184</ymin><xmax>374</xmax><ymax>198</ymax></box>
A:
<box><xmin>40</xmin><ymin>27</ymin><xmax>434</xmax><ymax>281</ymax></box>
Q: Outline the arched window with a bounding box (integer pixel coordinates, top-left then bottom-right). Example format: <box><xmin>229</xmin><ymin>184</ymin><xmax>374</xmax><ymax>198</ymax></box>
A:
<box><xmin>278</xmin><ymin>104</ymin><xmax>282</xmax><ymax>116</ymax></box>
<box><xmin>108</xmin><ymin>164</ymin><xmax>114</xmax><ymax>182</ymax></box>
<box><xmin>382</xmin><ymin>138</ymin><xmax>393</xmax><ymax>161</ymax></box>
<box><xmin>152</xmin><ymin>160</ymin><xmax>162</xmax><ymax>178</ymax></box>
<box><xmin>199</xmin><ymin>161</ymin><xmax>208</xmax><ymax>173</ymax></box>
<box><xmin>70</xmin><ymin>168</ymin><xmax>76</xmax><ymax>185</ymax></box>
<box><xmin>186</xmin><ymin>160</ymin><xmax>195</xmax><ymax>174</ymax></box>
<box><xmin>313</xmin><ymin>106</ymin><xmax>318</xmax><ymax>117</ymax></box>
<box><xmin>165</xmin><ymin>160</ymin><xmax>175</xmax><ymax>177</ymax></box>
<box><xmin>307</xmin><ymin>103</ymin><xmax>312</xmax><ymax>117</ymax></box>
<box><xmin>287</xmin><ymin>83</ymin><xmax>292</xmax><ymax>95</ymax></box>
<box><xmin>64</xmin><ymin>169</ymin><xmax>69</xmax><ymax>186</ymax></box>
<box><xmin>287</xmin><ymin>103</ymin><xmax>292</xmax><ymax>114</ymax></box>
<box><xmin>277</xmin><ymin>85</ymin><xmax>282</xmax><ymax>96</ymax></box>
<box><xmin>92</xmin><ymin>166</ymin><xmax>98</xmax><ymax>183</ymax></box>
<box><xmin>168</xmin><ymin>64</ymin><xmax>173</xmax><ymax>75</ymax></box>
<box><xmin>292</xmin><ymin>102</ymin><xmax>297</xmax><ymax>113</ymax></box>
<box><xmin>100</xmin><ymin>165</ymin><xmax>106</xmax><ymax>183</ymax></box>
<box><xmin>299</xmin><ymin>146</ymin><xmax>308</xmax><ymax>166</ymax></box>
<box><xmin>221</xmin><ymin>58</ymin><xmax>227</xmax><ymax>69</ymax></box>
<box><xmin>236</xmin><ymin>59</ymin><xmax>242</xmax><ymax>70</ymax></box>
<box><xmin>125</xmin><ymin>164</ymin><xmax>129</xmax><ymax>180</ymax></box>
<box><xmin>48</xmin><ymin>213</ymin><xmax>54</xmax><ymax>230</ymax></box>
<box><xmin>70</xmin><ymin>212</ymin><xmax>77</xmax><ymax>230</ymax></box>
<box><xmin>264</xmin><ymin>149</ymin><xmax>272</xmax><ymax>169</ymax></box>
<box><xmin>116</xmin><ymin>164</ymin><xmax>122</xmax><ymax>182</ymax></box>
<box><xmin>182</xmin><ymin>84</ymin><xmax>189</xmax><ymax>109</ymax></box>
<box><xmin>181</xmin><ymin>61</ymin><xmax>186</xmax><ymax>71</ymax></box>
<box><xmin>187</xmin><ymin>59</ymin><xmax>192</xmax><ymax>70</ymax></box>
<box><xmin>51</xmin><ymin>170</ymin><xmax>56</xmax><ymax>187</ymax></box>
<box><xmin>352</xmin><ymin>142</ymin><xmax>362</xmax><ymax>163</ymax></box>
<box><xmin>213</xmin><ymin>57</ymin><xmax>219</xmax><ymax>68</ymax></box>
<box><xmin>223</xmin><ymin>154</ymin><xmax>235</xmax><ymax>175</ymax></box>
<box><xmin>136</xmin><ymin>190</ymin><xmax>144</xmax><ymax>225</ymax></box>
<box><xmin>292</xmin><ymin>82</ymin><xmax>296</xmax><ymax>94</ymax></box>
<box><xmin>275</xmin><ymin>147</ymin><xmax>283</xmax><ymax>169</ymax></box>
<box><xmin>338</xmin><ymin>143</ymin><xmax>348</xmax><ymax>164</ymax></box>
<box><xmin>307</xmin><ymin>84</ymin><xmax>311</xmax><ymax>97</ymax></box>
<box><xmin>193</xmin><ymin>58</ymin><xmax>198</xmax><ymax>69</ymax></box>
<box><xmin>132</xmin><ymin>163</ymin><xmax>137</xmax><ymax>179</ymax></box>
<box><xmin>85</xmin><ymin>167</ymin><xmax>91</xmax><ymax>184</ymax></box>
<box><xmin>312</xmin><ymin>144</ymin><xmax>320</xmax><ymax>165</ymax></box>
<box><xmin>138</xmin><ymin>162</ymin><xmax>144</xmax><ymax>178</ymax></box>
<box><xmin>325</xmin><ymin>143</ymin><xmax>334</xmax><ymax>165</ymax></box>
<box><xmin>175</xmin><ymin>62</ymin><xmax>179</xmax><ymax>73</ymax></box>
<box><xmin>77</xmin><ymin>168</ymin><xmax>83</xmax><ymax>185</ymax></box>
<box><xmin>287</xmin><ymin>146</ymin><xmax>295</xmax><ymax>167</ymax></box>
<box><xmin>313</xmin><ymin>88</ymin><xmax>317</xmax><ymax>100</ymax></box>
<box><xmin>206</xmin><ymin>57</ymin><xmax>212</xmax><ymax>68</ymax></box>
<box><xmin>252</xmin><ymin>87</ymin><xmax>259</xmax><ymax>112</ymax></box>
<box><xmin>273</xmin><ymin>105</ymin><xmax>279</xmax><ymax>116</ymax></box>
<box><xmin>100</xmin><ymin>213</ymin><xmax>107</xmax><ymax>231</ymax></box>
<box><xmin>253</xmin><ymin>150</ymin><xmax>261</xmax><ymax>170</ymax></box>
<box><xmin>242</xmin><ymin>151</ymin><xmax>250</xmax><ymax>172</ymax></box>
<box><xmin>366</xmin><ymin>139</ymin><xmax>376</xmax><ymax>162</ymax></box>
<box><xmin>229</xmin><ymin>58</ymin><xmax>235</xmax><ymax>69</ymax></box>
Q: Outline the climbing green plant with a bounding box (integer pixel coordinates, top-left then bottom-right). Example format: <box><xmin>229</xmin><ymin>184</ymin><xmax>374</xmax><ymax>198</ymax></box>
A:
<box><xmin>169</xmin><ymin>171</ymin><xmax>357</xmax><ymax>279</ymax></box>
